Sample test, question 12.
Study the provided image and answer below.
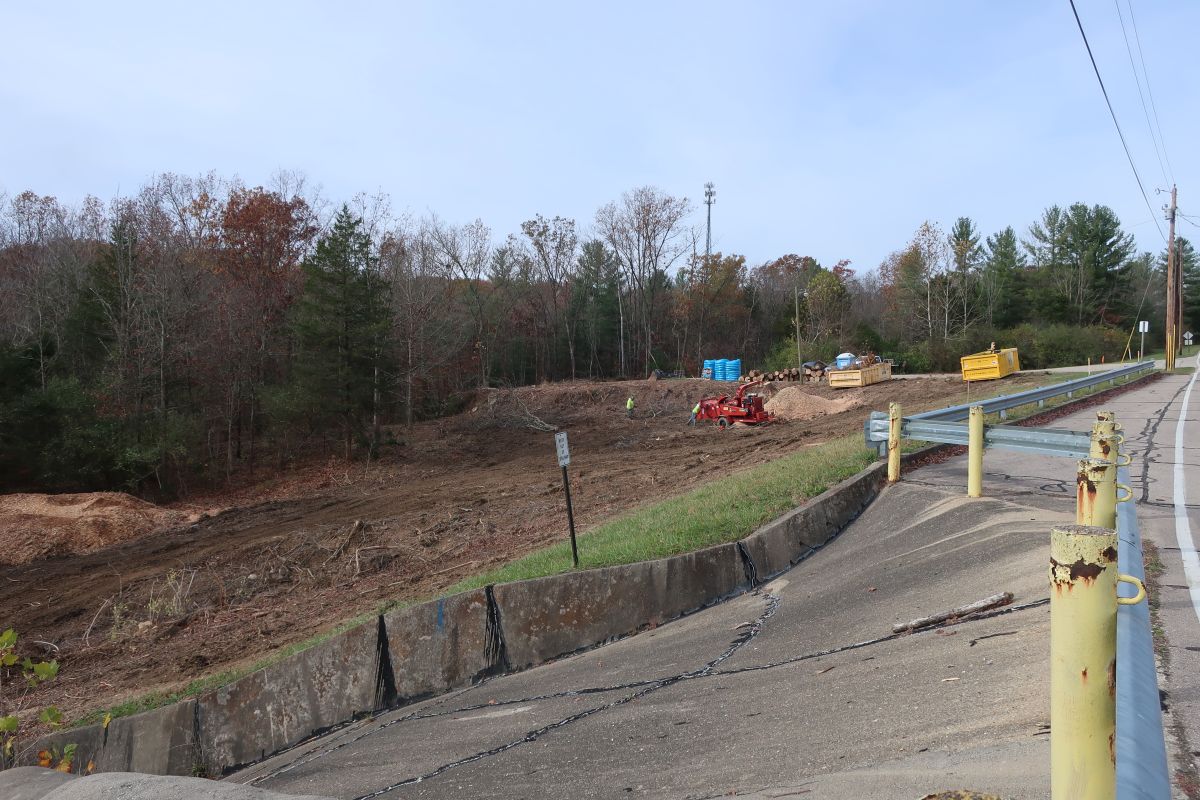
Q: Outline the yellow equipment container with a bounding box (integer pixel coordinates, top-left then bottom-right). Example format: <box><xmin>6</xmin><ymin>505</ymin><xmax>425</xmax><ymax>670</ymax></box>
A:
<box><xmin>828</xmin><ymin>361</ymin><xmax>892</xmax><ymax>389</ymax></box>
<box><xmin>960</xmin><ymin>347</ymin><xmax>1020</xmax><ymax>381</ymax></box>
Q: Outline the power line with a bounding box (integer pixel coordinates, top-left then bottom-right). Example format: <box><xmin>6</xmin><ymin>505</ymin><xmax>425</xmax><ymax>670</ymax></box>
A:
<box><xmin>1126</xmin><ymin>0</ymin><xmax>1175</xmax><ymax>184</ymax></box>
<box><xmin>1113</xmin><ymin>0</ymin><xmax>1169</xmax><ymax>186</ymax></box>
<box><xmin>1068</xmin><ymin>0</ymin><xmax>1167</xmax><ymax>243</ymax></box>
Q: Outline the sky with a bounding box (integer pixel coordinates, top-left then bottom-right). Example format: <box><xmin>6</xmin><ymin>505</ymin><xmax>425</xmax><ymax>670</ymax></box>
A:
<box><xmin>3</xmin><ymin>1</ymin><xmax>1198</xmax><ymax>274</ymax></box>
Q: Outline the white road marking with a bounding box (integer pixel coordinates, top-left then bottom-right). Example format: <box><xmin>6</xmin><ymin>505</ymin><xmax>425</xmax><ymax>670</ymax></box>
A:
<box><xmin>1174</xmin><ymin>353</ymin><xmax>1200</xmax><ymax>625</ymax></box>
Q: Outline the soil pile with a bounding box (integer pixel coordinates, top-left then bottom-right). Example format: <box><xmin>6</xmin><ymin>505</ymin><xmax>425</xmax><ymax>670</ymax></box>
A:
<box><xmin>765</xmin><ymin>387</ymin><xmax>860</xmax><ymax>421</ymax></box>
<box><xmin>0</xmin><ymin>493</ymin><xmax>193</xmax><ymax>566</ymax></box>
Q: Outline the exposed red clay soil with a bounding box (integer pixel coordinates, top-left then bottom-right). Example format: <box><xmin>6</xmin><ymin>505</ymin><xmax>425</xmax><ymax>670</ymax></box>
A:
<box><xmin>1</xmin><ymin>373</ymin><xmax>1053</xmax><ymax>728</ymax></box>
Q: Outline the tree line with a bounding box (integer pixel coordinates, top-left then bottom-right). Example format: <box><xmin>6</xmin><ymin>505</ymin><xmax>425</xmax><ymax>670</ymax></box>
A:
<box><xmin>1</xmin><ymin>173</ymin><xmax>1196</xmax><ymax>495</ymax></box>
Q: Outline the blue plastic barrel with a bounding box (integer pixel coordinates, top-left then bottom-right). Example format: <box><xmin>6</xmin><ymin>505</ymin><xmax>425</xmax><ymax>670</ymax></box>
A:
<box><xmin>703</xmin><ymin>359</ymin><xmax>715</xmax><ymax>379</ymax></box>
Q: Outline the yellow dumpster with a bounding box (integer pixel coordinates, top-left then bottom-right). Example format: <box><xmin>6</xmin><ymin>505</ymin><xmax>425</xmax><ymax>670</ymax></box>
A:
<box><xmin>961</xmin><ymin>347</ymin><xmax>1019</xmax><ymax>381</ymax></box>
<box><xmin>828</xmin><ymin>361</ymin><xmax>892</xmax><ymax>388</ymax></box>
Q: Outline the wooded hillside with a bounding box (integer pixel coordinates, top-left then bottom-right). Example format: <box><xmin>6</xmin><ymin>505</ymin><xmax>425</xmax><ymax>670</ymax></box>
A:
<box><xmin>1</xmin><ymin>173</ymin><xmax>1196</xmax><ymax>495</ymax></box>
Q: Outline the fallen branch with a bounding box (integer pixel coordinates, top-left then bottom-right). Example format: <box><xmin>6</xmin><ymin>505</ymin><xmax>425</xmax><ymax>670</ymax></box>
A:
<box><xmin>892</xmin><ymin>592</ymin><xmax>1014</xmax><ymax>634</ymax></box>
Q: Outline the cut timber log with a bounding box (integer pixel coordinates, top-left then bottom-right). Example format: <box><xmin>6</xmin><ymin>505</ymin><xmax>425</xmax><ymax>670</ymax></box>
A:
<box><xmin>891</xmin><ymin>592</ymin><xmax>1014</xmax><ymax>633</ymax></box>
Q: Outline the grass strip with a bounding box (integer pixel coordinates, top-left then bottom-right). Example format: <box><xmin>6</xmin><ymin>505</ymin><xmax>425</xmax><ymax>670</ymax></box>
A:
<box><xmin>449</xmin><ymin>435</ymin><xmax>877</xmax><ymax>591</ymax></box>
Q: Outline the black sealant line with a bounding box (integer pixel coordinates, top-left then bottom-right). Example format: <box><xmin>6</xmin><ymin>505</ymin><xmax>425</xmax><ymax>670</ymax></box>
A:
<box><xmin>1133</xmin><ymin>382</ymin><xmax>1186</xmax><ymax>503</ymax></box>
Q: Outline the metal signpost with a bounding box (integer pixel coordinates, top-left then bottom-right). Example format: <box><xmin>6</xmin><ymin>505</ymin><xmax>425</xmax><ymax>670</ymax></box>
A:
<box><xmin>555</xmin><ymin>432</ymin><xmax>579</xmax><ymax>567</ymax></box>
<box><xmin>1138</xmin><ymin>320</ymin><xmax>1149</xmax><ymax>361</ymax></box>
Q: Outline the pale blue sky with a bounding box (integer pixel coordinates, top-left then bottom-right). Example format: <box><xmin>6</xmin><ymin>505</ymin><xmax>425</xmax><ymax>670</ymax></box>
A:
<box><xmin>3</xmin><ymin>1</ymin><xmax>1196</xmax><ymax>272</ymax></box>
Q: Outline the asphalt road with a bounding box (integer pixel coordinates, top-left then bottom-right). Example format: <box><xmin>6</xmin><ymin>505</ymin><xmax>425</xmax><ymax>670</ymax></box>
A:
<box><xmin>227</xmin><ymin>365</ymin><xmax>1198</xmax><ymax>799</ymax></box>
<box><xmin>1109</xmin><ymin>353</ymin><xmax>1200</xmax><ymax>790</ymax></box>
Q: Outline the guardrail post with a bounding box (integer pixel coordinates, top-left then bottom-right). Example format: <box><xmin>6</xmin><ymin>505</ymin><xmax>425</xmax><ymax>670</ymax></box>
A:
<box><xmin>1077</xmin><ymin>459</ymin><xmax>1122</xmax><ymax>530</ymax></box>
<box><xmin>967</xmin><ymin>405</ymin><xmax>983</xmax><ymax>497</ymax></box>
<box><xmin>1090</xmin><ymin>412</ymin><xmax>1124</xmax><ymax>466</ymax></box>
<box><xmin>887</xmin><ymin>402</ymin><xmax>901</xmax><ymax>483</ymax></box>
<box><xmin>1051</xmin><ymin>524</ymin><xmax>1119</xmax><ymax>800</ymax></box>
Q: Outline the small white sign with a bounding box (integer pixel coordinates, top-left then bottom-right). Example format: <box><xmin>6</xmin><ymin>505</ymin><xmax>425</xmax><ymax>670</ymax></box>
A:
<box><xmin>1138</xmin><ymin>320</ymin><xmax>1149</xmax><ymax>333</ymax></box>
<box><xmin>555</xmin><ymin>431</ymin><xmax>570</xmax><ymax>467</ymax></box>
<box><xmin>1186</xmin><ymin>331</ymin><xmax>1194</xmax><ymax>345</ymax></box>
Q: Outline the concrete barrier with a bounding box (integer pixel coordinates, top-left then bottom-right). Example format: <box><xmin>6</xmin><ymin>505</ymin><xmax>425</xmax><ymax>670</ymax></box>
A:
<box><xmin>95</xmin><ymin>699</ymin><xmax>197</xmax><ymax>776</ymax></box>
<box><xmin>382</xmin><ymin>589</ymin><xmax>493</xmax><ymax>704</ymax></box>
<box><xmin>196</xmin><ymin>620</ymin><xmax>380</xmax><ymax>775</ymax></box>
<box><xmin>741</xmin><ymin>462</ymin><xmax>886</xmax><ymax>579</ymax></box>
<box><xmin>17</xmin><ymin>725</ymin><xmax>104</xmax><ymax>773</ymax></box>
<box><xmin>493</xmin><ymin>542</ymin><xmax>748</xmax><ymax>670</ymax></box>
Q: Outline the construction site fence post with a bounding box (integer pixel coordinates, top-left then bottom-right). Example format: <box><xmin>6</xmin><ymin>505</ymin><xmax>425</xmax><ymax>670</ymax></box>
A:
<box><xmin>967</xmin><ymin>405</ymin><xmax>983</xmax><ymax>497</ymax></box>
<box><xmin>1050</xmin><ymin>524</ymin><xmax>1119</xmax><ymax>800</ymax></box>
<box><xmin>887</xmin><ymin>402</ymin><xmax>901</xmax><ymax>483</ymax></box>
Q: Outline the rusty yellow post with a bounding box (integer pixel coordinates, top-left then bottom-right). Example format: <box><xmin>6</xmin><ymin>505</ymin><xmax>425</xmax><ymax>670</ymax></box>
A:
<box><xmin>887</xmin><ymin>402</ymin><xmax>901</xmax><ymax>483</ymax></box>
<box><xmin>967</xmin><ymin>405</ymin><xmax>983</xmax><ymax>497</ymax></box>
<box><xmin>1050</xmin><ymin>524</ymin><xmax>1119</xmax><ymax>800</ymax></box>
<box><xmin>1089</xmin><ymin>411</ymin><xmax>1130</xmax><ymax>469</ymax></box>
<box><xmin>1077</xmin><ymin>459</ymin><xmax>1119</xmax><ymax>530</ymax></box>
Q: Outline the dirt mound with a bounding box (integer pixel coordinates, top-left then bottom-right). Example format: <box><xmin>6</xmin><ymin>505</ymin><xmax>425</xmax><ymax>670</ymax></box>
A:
<box><xmin>764</xmin><ymin>386</ymin><xmax>860</xmax><ymax>421</ymax></box>
<box><xmin>0</xmin><ymin>492</ymin><xmax>193</xmax><ymax>566</ymax></box>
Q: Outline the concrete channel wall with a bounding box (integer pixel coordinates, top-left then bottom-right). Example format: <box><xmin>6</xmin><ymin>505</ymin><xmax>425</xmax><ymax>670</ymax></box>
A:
<box><xmin>22</xmin><ymin>461</ymin><xmax>887</xmax><ymax>778</ymax></box>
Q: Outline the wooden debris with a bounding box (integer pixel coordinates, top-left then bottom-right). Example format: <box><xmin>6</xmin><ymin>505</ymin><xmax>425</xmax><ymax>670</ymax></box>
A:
<box><xmin>892</xmin><ymin>591</ymin><xmax>1014</xmax><ymax>633</ymax></box>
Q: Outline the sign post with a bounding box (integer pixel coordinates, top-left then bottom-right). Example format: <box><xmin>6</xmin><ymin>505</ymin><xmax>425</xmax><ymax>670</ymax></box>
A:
<box><xmin>1138</xmin><ymin>320</ymin><xmax>1149</xmax><ymax>361</ymax></box>
<box><xmin>555</xmin><ymin>432</ymin><xmax>579</xmax><ymax>568</ymax></box>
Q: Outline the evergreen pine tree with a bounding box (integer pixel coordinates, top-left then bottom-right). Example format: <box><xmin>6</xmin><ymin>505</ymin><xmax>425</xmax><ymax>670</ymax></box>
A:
<box><xmin>290</xmin><ymin>206</ymin><xmax>390</xmax><ymax>460</ymax></box>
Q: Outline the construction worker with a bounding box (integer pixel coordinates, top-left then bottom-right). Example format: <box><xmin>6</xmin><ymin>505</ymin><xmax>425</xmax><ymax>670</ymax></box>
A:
<box><xmin>689</xmin><ymin>401</ymin><xmax>700</xmax><ymax>425</ymax></box>
<box><xmin>626</xmin><ymin>396</ymin><xmax>635</xmax><ymax>418</ymax></box>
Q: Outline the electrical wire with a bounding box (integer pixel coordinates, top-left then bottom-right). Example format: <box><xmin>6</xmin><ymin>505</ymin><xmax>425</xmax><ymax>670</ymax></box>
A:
<box><xmin>1068</xmin><ymin>0</ymin><xmax>1167</xmax><ymax>244</ymax></box>
<box><xmin>1113</xmin><ymin>0</ymin><xmax>1169</xmax><ymax>186</ymax></box>
<box><xmin>1126</xmin><ymin>0</ymin><xmax>1175</xmax><ymax>184</ymax></box>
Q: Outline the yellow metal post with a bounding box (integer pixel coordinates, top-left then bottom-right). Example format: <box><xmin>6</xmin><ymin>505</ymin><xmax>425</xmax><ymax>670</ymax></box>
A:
<box><xmin>967</xmin><ymin>405</ymin><xmax>983</xmax><ymax>497</ymax></box>
<box><xmin>1090</xmin><ymin>412</ymin><xmax>1132</xmax><ymax>474</ymax></box>
<box><xmin>887</xmin><ymin>402</ymin><xmax>901</xmax><ymax>483</ymax></box>
<box><xmin>1050</xmin><ymin>524</ymin><xmax>1119</xmax><ymax>800</ymax></box>
<box><xmin>1076</xmin><ymin>458</ymin><xmax>1123</xmax><ymax>530</ymax></box>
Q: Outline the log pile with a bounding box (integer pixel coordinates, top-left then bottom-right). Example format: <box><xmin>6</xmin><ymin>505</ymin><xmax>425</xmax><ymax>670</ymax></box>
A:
<box><xmin>802</xmin><ymin>362</ymin><xmax>828</xmax><ymax>383</ymax></box>
<box><xmin>742</xmin><ymin>368</ymin><xmax>803</xmax><ymax>383</ymax></box>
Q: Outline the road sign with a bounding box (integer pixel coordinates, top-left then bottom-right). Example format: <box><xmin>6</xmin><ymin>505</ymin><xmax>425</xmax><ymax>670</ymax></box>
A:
<box><xmin>1138</xmin><ymin>320</ymin><xmax>1149</xmax><ymax>334</ymax></box>
<box><xmin>1186</xmin><ymin>331</ymin><xmax>1194</xmax><ymax>345</ymax></box>
<box><xmin>555</xmin><ymin>431</ymin><xmax>570</xmax><ymax>467</ymax></box>
<box><xmin>553</xmin><ymin>431</ymin><xmax>578</xmax><ymax>567</ymax></box>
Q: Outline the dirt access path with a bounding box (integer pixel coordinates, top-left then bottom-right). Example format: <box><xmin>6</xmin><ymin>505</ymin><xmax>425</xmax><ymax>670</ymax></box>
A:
<box><xmin>0</xmin><ymin>374</ymin><xmax>1046</xmax><ymax>727</ymax></box>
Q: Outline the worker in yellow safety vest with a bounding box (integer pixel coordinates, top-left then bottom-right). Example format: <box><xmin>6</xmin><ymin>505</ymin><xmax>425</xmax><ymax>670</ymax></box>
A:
<box><xmin>688</xmin><ymin>402</ymin><xmax>700</xmax><ymax>425</ymax></box>
<box><xmin>626</xmin><ymin>396</ymin><xmax>635</xmax><ymax>418</ymax></box>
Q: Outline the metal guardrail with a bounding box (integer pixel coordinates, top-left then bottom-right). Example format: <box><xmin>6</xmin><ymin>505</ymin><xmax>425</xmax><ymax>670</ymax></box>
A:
<box><xmin>912</xmin><ymin>361</ymin><xmax>1156</xmax><ymax>421</ymax></box>
<box><xmin>863</xmin><ymin>361</ymin><xmax>1156</xmax><ymax>450</ymax></box>
<box><xmin>865</xmin><ymin>416</ymin><xmax>1093</xmax><ymax>458</ymax></box>
<box><xmin>1115</xmin><ymin>463</ymin><xmax>1171</xmax><ymax>800</ymax></box>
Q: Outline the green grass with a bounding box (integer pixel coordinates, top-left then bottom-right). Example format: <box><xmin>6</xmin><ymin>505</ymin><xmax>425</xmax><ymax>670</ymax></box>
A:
<box><xmin>449</xmin><ymin>435</ymin><xmax>877</xmax><ymax>592</ymax></box>
<box><xmin>1137</xmin><ymin>345</ymin><xmax>1197</xmax><ymax>362</ymax></box>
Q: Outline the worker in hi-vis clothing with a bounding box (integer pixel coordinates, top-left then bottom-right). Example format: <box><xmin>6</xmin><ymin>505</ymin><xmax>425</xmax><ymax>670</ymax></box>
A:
<box><xmin>626</xmin><ymin>396</ymin><xmax>635</xmax><ymax>418</ymax></box>
<box><xmin>689</xmin><ymin>402</ymin><xmax>700</xmax><ymax>425</ymax></box>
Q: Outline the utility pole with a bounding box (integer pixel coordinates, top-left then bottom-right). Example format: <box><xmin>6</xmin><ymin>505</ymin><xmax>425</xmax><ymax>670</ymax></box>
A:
<box><xmin>794</xmin><ymin>282</ymin><xmax>803</xmax><ymax>373</ymax></box>
<box><xmin>704</xmin><ymin>182</ymin><xmax>716</xmax><ymax>261</ymax></box>
<box><xmin>1166</xmin><ymin>184</ymin><xmax>1177</xmax><ymax>370</ymax></box>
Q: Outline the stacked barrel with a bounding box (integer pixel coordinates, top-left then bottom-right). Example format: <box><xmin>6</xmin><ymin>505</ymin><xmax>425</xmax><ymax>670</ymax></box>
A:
<box><xmin>703</xmin><ymin>358</ymin><xmax>741</xmax><ymax>380</ymax></box>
